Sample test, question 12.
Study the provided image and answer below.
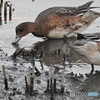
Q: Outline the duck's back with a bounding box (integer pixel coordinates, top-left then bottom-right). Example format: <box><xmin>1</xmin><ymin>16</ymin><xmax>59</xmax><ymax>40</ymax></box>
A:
<box><xmin>35</xmin><ymin>7</ymin><xmax>78</xmax><ymax>23</ymax></box>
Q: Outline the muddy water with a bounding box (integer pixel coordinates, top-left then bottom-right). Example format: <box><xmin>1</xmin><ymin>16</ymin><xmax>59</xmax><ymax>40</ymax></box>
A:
<box><xmin>0</xmin><ymin>0</ymin><xmax>100</xmax><ymax>100</ymax></box>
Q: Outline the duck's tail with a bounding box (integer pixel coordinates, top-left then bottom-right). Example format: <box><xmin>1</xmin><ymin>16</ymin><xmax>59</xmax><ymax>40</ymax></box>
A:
<box><xmin>78</xmin><ymin>1</ymin><xmax>94</xmax><ymax>12</ymax></box>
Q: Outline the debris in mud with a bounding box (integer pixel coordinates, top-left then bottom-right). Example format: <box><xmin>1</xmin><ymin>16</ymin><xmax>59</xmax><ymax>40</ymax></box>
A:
<box><xmin>2</xmin><ymin>65</ymin><xmax>9</xmax><ymax>90</ymax></box>
<box><xmin>0</xmin><ymin>0</ymin><xmax>3</xmax><ymax>17</ymax></box>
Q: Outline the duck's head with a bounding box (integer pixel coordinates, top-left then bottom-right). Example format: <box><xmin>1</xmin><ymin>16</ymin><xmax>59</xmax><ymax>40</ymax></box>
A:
<box><xmin>12</xmin><ymin>22</ymin><xmax>37</xmax><ymax>45</ymax></box>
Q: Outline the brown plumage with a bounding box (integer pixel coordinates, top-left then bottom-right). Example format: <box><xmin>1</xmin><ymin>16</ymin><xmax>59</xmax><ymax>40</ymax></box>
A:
<box><xmin>12</xmin><ymin>1</ymin><xmax>100</xmax><ymax>44</ymax></box>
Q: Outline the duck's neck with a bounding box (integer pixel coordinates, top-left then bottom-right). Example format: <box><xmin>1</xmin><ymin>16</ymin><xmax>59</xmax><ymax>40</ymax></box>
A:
<box><xmin>28</xmin><ymin>22</ymin><xmax>37</xmax><ymax>33</ymax></box>
<box><xmin>30</xmin><ymin>22</ymin><xmax>42</xmax><ymax>37</ymax></box>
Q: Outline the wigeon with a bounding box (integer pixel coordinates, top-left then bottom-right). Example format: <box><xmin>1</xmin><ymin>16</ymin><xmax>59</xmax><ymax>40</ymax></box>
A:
<box><xmin>70</xmin><ymin>33</ymin><xmax>100</xmax><ymax>73</ymax></box>
<box><xmin>12</xmin><ymin>1</ymin><xmax>100</xmax><ymax>44</ymax></box>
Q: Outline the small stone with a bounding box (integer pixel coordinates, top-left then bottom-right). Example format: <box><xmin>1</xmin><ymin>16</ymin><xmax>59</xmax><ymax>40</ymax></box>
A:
<box><xmin>5</xmin><ymin>53</ymin><xmax>8</xmax><ymax>56</ymax></box>
<box><xmin>13</xmin><ymin>87</ymin><xmax>17</xmax><ymax>91</ymax></box>
<box><xmin>9</xmin><ymin>77</ymin><xmax>14</xmax><ymax>82</ymax></box>
<box><xmin>37</xmin><ymin>80</ymin><xmax>41</xmax><ymax>84</ymax></box>
<box><xmin>13</xmin><ymin>63</ymin><xmax>17</xmax><ymax>66</ymax></box>
<box><xmin>45</xmin><ymin>71</ymin><xmax>49</xmax><ymax>76</ymax></box>
<box><xmin>20</xmin><ymin>63</ymin><xmax>23</xmax><ymax>65</ymax></box>
<box><xmin>16</xmin><ymin>91</ymin><xmax>22</xmax><ymax>95</ymax></box>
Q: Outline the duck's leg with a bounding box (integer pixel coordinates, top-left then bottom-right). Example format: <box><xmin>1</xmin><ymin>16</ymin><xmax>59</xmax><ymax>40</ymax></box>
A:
<box><xmin>90</xmin><ymin>64</ymin><xmax>94</xmax><ymax>75</ymax></box>
<box><xmin>85</xmin><ymin>64</ymin><xmax>94</xmax><ymax>77</ymax></box>
<box><xmin>35</xmin><ymin>67</ymin><xmax>41</xmax><ymax>76</ymax></box>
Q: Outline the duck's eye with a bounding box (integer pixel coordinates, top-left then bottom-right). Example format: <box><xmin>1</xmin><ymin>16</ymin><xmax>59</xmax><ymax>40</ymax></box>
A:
<box><xmin>19</xmin><ymin>28</ymin><xmax>23</xmax><ymax>32</ymax></box>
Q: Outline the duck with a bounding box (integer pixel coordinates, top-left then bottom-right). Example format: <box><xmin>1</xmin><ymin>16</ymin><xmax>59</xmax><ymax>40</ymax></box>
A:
<box><xmin>12</xmin><ymin>1</ymin><xmax>100</xmax><ymax>45</ymax></box>
<box><xmin>70</xmin><ymin>32</ymin><xmax>100</xmax><ymax>74</ymax></box>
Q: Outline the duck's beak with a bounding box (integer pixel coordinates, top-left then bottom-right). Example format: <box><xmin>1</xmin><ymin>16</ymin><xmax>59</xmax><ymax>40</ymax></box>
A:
<box><xmin>12</xmin><ymin>35</ymin><xmax>21</xmax><ymax>45</ymax></box>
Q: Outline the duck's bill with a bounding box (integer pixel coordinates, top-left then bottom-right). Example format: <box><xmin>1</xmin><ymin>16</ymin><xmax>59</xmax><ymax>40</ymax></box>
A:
<box><xmin>12</xmin><ymin>35</ymin><xmax>21</xmax><ymax>45</ymax></box>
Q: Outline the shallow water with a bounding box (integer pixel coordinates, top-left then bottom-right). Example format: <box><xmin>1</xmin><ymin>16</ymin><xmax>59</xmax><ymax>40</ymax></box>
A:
<box><xmin>1</xmin><ymin>0</ymin><xmax>100</xmax><ymax>55</ymax></box>
<box><xmin>0</xmin><ymin>0</ymin><xmax>100</xmax><ymax>100</ymax></box>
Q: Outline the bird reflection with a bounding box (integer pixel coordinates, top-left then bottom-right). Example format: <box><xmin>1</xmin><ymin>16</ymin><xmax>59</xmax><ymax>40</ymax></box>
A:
<box><xmin>12</xmin><ymin>38</ymin><xmax>95</xmax><ymax>75</ymax></box>
<box><xmin>12</xmin><ymin>38</ymin><xmax>79</xmax><ymax>66</ymax></box>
